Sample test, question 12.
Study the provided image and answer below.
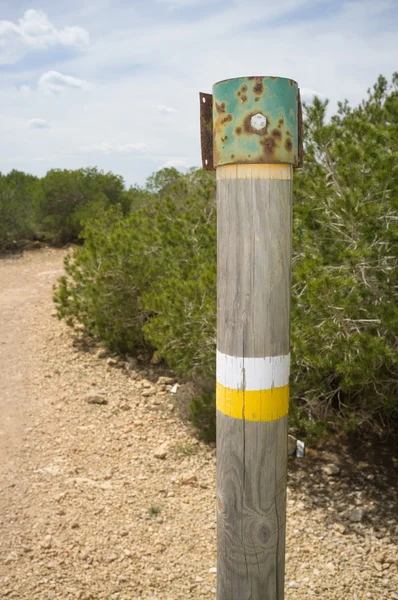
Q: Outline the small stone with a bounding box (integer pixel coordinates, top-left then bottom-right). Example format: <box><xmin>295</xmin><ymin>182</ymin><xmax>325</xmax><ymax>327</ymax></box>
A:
<box><xmin>106</xmin><ymin>358</ymin><xmax>118</xmax><ymax>367</ymax></box>
<box><xmin>95</xmin><ymin>348</ymin><xmax>108</xmax><ymax>359</ymax></box>
<box><xmin>332</xmin><ymin>522</ymin><xmax>346</xmax><ymax>534</ymax></box>
<box><xmin>326</xmin><ymin>562</ymin><xmax>336</xmax><ymax>573</ymax></box>
<box><xmin>83</xmin><ymin>391</ymin><xmax>108</xmax><ymax>405</ymax></box>
<box><xmin>209</xmin><ymin>567</ymin><xmax>217</xmax><ymax>574</ymax></box>
<box><xmin>154</xmin><ymin>444</ymin><xmax>168</xmax><ymax>459</ymax></box>
<box><xmin>288</xmin><ymin>581</ymin><xmax>300</xmax><ymax>588</ymax></box>
<box><xmin>180</xmin><ymin>472</ymin><xmax>197</xmax><ymax>485</ymax></box>
<box><xmin>157</xmin><ymin>376</ymin><xmax>175</xmax><ymax>385</ymax></box>
<box><xmin>150</xmin><ymin>352</ymin><xmax>162</xmax><ymax>365</ymax></box>
<box><xmin>41</xmin><ymin>535</ymin><xmax>52</xmax><ymax>549</ymax></box>
<box><xmin>348</xmin><ymin>507</ymin><xmax>365</xmax><ymax>522</ymax></box>
<box><xmin>4</xmin><ymin>552</ymin><xmax>17</xmax><ymax>564</ymax></box>
<box><xmin>323</xmin><ymin>464</ymin><xmax>340</xmax><ymax>476</ymax></box>
<box><xmin>142</xmin><ymin>390</ymin><xmax>155</xmax><ymax>398</ymax></box>
<box><xmin>105</xmin><ymin>553</ymin><xmax>118</xmax><ymax>563</ymax></box>
<box><xmin>167</xmin><ymin>403</ymin><xmax>174</xmax><ymax>411</ymax></box>
<box><xmin>126</xmin><ymin>356</ymin><xmax>138</xmax><ymax>368</ymax></box>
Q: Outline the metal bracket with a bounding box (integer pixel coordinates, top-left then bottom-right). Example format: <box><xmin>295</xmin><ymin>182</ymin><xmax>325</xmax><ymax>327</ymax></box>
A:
<box><xmin>297</xmin><ymin>88</ymin><xmax>304</xmax><ymax>168</ymax></box>
<box><xmin>200</xmin><ymin>92</ymin><xmax>215</xmax><ymax>171</ymax></box>
<box><xmin>200</xmin><ymin>83</ymin><xmax>304</xmax><ymax>170</ymax></box>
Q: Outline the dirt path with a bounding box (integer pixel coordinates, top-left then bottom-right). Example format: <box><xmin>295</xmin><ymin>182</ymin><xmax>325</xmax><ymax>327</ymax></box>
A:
<box><xmin>0</xmin><ymin>249</ymin><xmax>397</xmax><ymax>600</ymax></box>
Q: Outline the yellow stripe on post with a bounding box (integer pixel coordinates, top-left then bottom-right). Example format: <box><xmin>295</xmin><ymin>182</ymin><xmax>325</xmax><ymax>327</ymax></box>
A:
<box><xmin>216</xmin><ymin>382</ymin><xmax>289</xmax><ymax>422</ymax></box>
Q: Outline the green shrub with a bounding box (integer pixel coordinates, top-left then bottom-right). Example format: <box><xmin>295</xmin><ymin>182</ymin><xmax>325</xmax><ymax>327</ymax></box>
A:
<box><xmin>0</xmin><ymin>170</ymin><xmax>43</xmax><ymax>251</ymax></box>
<box><xmin>54</xmin><ymin>206</ymin><xmax>153</xmax><ymax>352</ymax></box>
<box><xmin>39</xmin><ymin>167</ymin><xmax>127</xmax><ymax>244</ymax></box>
<box><xmin>290</xmin><ymin>74</ymin><xmax>398</xmax><ymax>433</ymax></box>
<box><xmin>54</xmin><ymin>75</ymin><xmax>398</xmax><ymax>439</ymax></box>
<box><xmin>189</xmin><ymin>392</ymin><xmax>217</xmax><ymax>443</ymax></box>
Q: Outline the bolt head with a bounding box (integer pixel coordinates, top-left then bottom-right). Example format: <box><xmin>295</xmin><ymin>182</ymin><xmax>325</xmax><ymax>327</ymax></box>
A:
<box><xmin>251</xmin><ymin>113</ymin><xmax>267</xmax><ymax>131</ymax></box>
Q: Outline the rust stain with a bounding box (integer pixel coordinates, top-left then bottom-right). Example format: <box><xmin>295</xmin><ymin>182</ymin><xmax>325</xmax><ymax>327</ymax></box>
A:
<box><xmin>261</xmin><ymin>137</ymin><xmax>276</xmax><ymax>154</ymax></box>
<box><xmin>221</xmin><ymin>114</ymin><xmax>233</xmax><ymax>125</ymax></box>
<box><xmin>235</xmin><ymin>126</ymin><xmax>242</xmax><ymax>135</ymax></box>
<box><xmin>255</xmin><ymin>97</ymin><xmax>260</xmax><ymax>102</ymax></box>
<box><xmin>285</xmin><ymin>138</ymin><xmax>293</xmax><ymax>152</ymax></box>
<box><xmin>241</xmin><ymin>95</ymin><xmax>247</xmax><ymax>103</ymax></box>
<box><xmin>253</xmin><ymin>79</ymin><xmax>264</xmax><ymax>95</ymax></box>
<box><xmin>272</xmin><ymin>129</ymin><xmax>281</xmax><ymax>139</ymax></box>
<box><xmin>215</xmin><ymin>101</ymin><xmax>226</xmax><ymax>114</ymax></box>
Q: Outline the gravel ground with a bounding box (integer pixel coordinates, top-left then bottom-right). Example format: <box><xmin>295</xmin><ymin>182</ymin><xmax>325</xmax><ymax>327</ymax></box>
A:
<box><xmin>0</xmin><ymin>248</ymin><xmax>397</xmax><ymax>600</ymax></box>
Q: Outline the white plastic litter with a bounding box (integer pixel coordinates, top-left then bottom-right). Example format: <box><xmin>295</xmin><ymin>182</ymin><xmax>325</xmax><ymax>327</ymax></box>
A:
<box><xmin>296</xmin><ymin>439</ymin><xmax>305</xmax><ymax>458</ymax></box>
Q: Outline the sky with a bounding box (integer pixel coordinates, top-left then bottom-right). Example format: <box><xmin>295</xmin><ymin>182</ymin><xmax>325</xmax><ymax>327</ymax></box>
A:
<box><xmin>1</xmin><ymin>0</ymin><xmax>397</xmax><ymax>187</ymax></box>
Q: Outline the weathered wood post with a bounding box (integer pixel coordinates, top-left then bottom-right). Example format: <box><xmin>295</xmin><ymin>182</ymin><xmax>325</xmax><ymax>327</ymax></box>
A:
<box><xmin>200</xmin><ymin>76</ymin><xmax>302</xmax><ymax>599</ymax></box>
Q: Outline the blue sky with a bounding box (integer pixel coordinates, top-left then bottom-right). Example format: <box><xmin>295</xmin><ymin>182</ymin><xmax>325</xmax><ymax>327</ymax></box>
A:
<box><xmin>1</xmin><ymin>0</ymin><xmax>397</xmax><ymax>187</ymax></box>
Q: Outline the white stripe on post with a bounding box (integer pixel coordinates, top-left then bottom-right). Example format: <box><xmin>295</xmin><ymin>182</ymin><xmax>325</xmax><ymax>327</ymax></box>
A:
<box><xmin>216</xmin><ymin>351</ymin><xmax>290</xmax><ymax>391</ymax></box>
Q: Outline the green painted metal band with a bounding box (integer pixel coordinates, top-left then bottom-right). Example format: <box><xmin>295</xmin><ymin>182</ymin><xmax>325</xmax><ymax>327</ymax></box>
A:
<box><xmin>212</xmin><ymin>76</ymin><xmax>300</xmax><ymax>168</ymax></box>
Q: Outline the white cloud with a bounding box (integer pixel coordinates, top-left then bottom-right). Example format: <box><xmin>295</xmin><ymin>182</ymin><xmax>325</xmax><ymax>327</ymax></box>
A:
<box><xmin>19</xmin><ymin>85</ymin><xmax>31</xmax><ymax>94</ymax></box>
<box><xmin>38</xmin><ymin>71</ymin><xmax>90</xmax><ymax>94</ymax></box>
<box><xmin>118</xmin><ymin>143</ymin><xmax>148</xmax><ymax>152</ymax></box>
<box><xmin>0</xmin><ymin>9</ymin><xmax>89</xmax><ymax>52</ymax></box>
<box><xmin>300</xmin><ymin>87</ymin><xmax>326</xmax><ymax>103</ymax></box>
<box><xmin>82</xmin><ymin>142</ymin><xmax>148</xmax><ymax>154</ymax></box>
<box><xmin>154</xmin><ymin>104</ymin><xmax>178</xmax><ymax>115</ymax></box>
<box><xmin>156</xmin><ymin>0</ymin><xmax>205</xmax><ymax>8</ymax></box>
<box><xmin>28</xmin><ymin>118</ymin><xmax>50</xmax><ymax>129</ymax></box>
<box><xmin>162</xmin><ymin>158</ymin><xmax>188</xmax><ymax>169</ymax></box>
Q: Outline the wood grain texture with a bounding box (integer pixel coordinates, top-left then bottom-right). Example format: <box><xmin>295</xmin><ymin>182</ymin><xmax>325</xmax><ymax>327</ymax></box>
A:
<box><xmin>216</xmin><ymin>165</ymin><xmax>292</xmax><ymax>600</ymax></box>
<box><xmin>217</xmin><ymin>413</ymin><xmax>288</xmax><ymax>599</ymax></box>
<box><xmin>217</xmin><ymin>175</ymin><xmax>292</xmax><ymax>358</ymax></box>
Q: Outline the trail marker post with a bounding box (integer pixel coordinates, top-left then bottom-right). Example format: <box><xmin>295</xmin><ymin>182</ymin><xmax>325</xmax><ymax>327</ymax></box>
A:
<box><xmin>200</xmin><ymin>76</ymin><xmax>302</xmax><ymax>599</ymax></box>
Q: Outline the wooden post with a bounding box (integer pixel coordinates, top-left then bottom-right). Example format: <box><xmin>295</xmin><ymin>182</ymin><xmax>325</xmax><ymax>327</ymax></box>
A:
<box><xmin>216</xmin><ymin>164</ymin><xmax>291</xmax><ymax>599</ymax></box>
<box><xmin>200</xmin><ymin>76</ymin><xmax>302</xmax><ymax>600</ymax></box>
